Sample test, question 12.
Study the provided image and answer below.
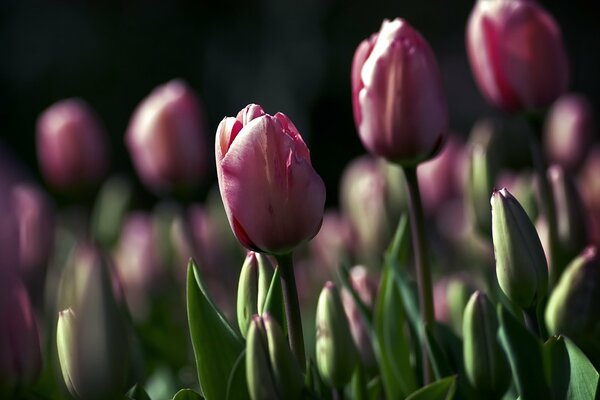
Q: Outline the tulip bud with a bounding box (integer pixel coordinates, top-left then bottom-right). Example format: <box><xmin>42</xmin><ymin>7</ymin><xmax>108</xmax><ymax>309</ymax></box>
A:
<box><xmin>491</xmin><ymin>188</ymin><xmax>548</xmax><ymax>309</ymax></box>
<box><xmin>463</xmin><ymin>291</ymin><xmax>510</xmax><ymax>398</ymax></box>
<box><xmin>466</xmin><ymin>0</ymin><xmax>569</xmax><ymax>112</ymax></box>
<box><xmin>56</xmin><ymin>244</ymin><xmax>132</xmax><ymax>400</ymax></box>
<box><xmin>216</xmin><ymin>104</ymin><xmax>325</xmax><ymax>254</ymax></box>
<box><xmin>36</xmin><ymin>98</ymin><xmax>109</xmax><ymax>189</ymax></box>
<box><xmin>544</xmin><ymin>94</ymin><xmax>595</xmax><ymax>172</ymax></box>
<box><xmin>352</xmin><ymin>18</ymin><xmax>447</xmax><ymax>165</ymax></box>
<box><xmin>126</xmin><ymin>80</ymin><xmax>208</xmax><ymax>192</ymax></box>
<box><xmin>0</xmin><ymin>274</ymin><xmax>42</xmax><ymax>393</ymax></box>
<box><xmin>316</xmin><ymin>281</ymin><xmax>358</xmax><ymax>388</ymax></box>
<box><xmin>548</xmin><ymin>166</ymin><xmax>588</xmax><ymax>280</ymax></box>
<box><xmin>237</xmin><ymin>252</ymin><xmax>274</xmax><ymax>337</ymax></box>
<box><xmin>545</xmin><ymin>247</ymin><xmax>600</xmax><ymax>354</ymax></box>
<box><xmin>495</xmin><ymin>171</ymin><xmax>538</xmax><ymax>223</ymax></box>
<box><xmin>341</xmin><ymin>266</ymin><xmax>378</xmax><ymax>369</ymax></box>
<box><xmin>246</xmin><ymin>314</ymin><xmax>303</xmax><ymax>400</ymax></box>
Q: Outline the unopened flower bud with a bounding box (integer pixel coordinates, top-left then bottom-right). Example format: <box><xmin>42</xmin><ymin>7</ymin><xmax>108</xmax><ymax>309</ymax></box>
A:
<box><xmin>463</xmin><ymin>291</ymin><xmax>510</xmax><ymax>399</ymax></box>
<box><xmin>316</xmin><ymin>281</ymin><xmax>358</xmax><ymax>388</ymax></box>
<box><xmin>36</xmin><ymin>98</ymin><xmax>109</xmax><ymax>189</ymax></box>
<box><xmin>491</xmin><ymin>189</ymin><xmax>548</xmax><ymax>309</ymax></box>
<box><xmin>237</xmin><ymin>252</ymin><xmax>274</xmax><ymax>337</ymax></box>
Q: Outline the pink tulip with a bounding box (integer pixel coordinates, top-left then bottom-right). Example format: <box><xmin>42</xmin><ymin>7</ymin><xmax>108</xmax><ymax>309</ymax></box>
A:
<box><xmin>216</xmin><ymin>104</ymin><xmax>326</xmax><ymax>254</ymax></box>
<box><xmin>0</xmin><ymin>273</ymin><xmax>42</xmax><ymax>389</ymax></box>
<box><xmin>126</xmin><ymin>80</ymin><xmax>208</xmax><ymax>192</ymax></box>
<box><xmin>352</xmin><ymin>18</ymin><xmax>448</xmax><ymax>165</ymax></box>
<box><xmin>36</xmin><ymin>98</ymin><xmax>109</xmax><ymax>189</ymax></box>
<box><xmin>544</xmin><ymin>94</ymin><xmax>595</xmax><ymax>172</ymax></box>
<box><xmin>466</xmin><ymin>0</ymin><xmax>569</xmax><ymax>112</ymax></box>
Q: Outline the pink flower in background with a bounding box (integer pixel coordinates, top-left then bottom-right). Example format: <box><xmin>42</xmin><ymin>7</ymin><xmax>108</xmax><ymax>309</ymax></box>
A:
<box><xmin>216</xmin><ymin>104</ymin><xmax>326</xmax><ymax>254</ymax></box>
<box><xmin>126</xmin><ymin>80</ymin><xmax>208</xmax><ymax>192</ymax></box>
<box><xmin>36</xmin><ymin>98</ymin><xmax>110</xmax><ymax>189</ymax></box>
<box><xmin>352</xmin><ymin>18</ymin><xmax>448</xmax><ymax>165</ymax></box>
<box><xmin>466</xmin><ymin>0</ymin><xmax>569</xmax><ymax>112</ymax></box>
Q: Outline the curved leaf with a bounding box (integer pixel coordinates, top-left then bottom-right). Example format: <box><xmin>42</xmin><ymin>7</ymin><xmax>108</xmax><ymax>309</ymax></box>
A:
<box><xmin>406</xmin><ymin>376</ymin><xmax>457</xmax><ymax>400</ymax></box>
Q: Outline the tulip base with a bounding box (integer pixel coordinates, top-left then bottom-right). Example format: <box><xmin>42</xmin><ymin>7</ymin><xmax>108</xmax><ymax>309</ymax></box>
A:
<box><xmin>403</xmin><ymin>166</ymin><xmax>435</xmax><ymax>384</ymax></box>
<box><xmin>276</xmin><ymin>253</ymin><xmax>306</xmax><ymax>370</ymax></box>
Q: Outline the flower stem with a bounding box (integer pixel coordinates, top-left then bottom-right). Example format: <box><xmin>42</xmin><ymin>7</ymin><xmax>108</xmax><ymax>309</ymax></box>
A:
<box><xmin>403</xmin><ymin>166</ymin><xmax>435</xmax><ymax>384</ymax></box>
<box><xmin>276</xmin><ymin>252</ymin><xmax>306</xmax><ymax>370</ymax></box>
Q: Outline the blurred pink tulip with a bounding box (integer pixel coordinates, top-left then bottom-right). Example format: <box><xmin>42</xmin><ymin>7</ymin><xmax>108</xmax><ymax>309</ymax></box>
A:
<box><xmin>466</xmin><ymin>0</ymin><xmax>569</xmax><ymax>112</ymax></box>
<box><xmin>126</xmin><ymin>80</ymin><xmax>208</xmax><ymax>192</ymax></box>
<box><xmin>0</xmin><ymin>273</ymin><xmax>42</xmax><ymax>390</ymax></box>
<box><xmin>216</xmin><ymin>104</ymin><xmax>326</xmax><ymax>254</ymax></box>
<box><xmin>352</xmin><ymin>18</ymin><xmax>448</xmax><ymax>165</ymax></box>
<box><xmin>544</xmin><ymin>94</ymin><xmax>595</xmax><ymax>172</ymax></box>
<box><xmin>36</xmin><ymin>98</ymin><xmax>110</xmax><ymax>189</ymax></box>
<box><xmin>308</xmin><ymin>211</ymin><xmax>354</xmax><ymax>272</ymax></box>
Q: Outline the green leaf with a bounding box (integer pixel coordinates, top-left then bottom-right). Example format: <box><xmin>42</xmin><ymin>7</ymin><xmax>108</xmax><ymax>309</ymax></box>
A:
<box><xmin>90</xmin><ymin>176</ymin><xmax>132</xmax><ymax>247</ymax></box>
<box><xmin>405</xmin><ymin>376</ymin><xmax>457</xmax><ymax>400</ymax></box>
<box><xmin>497</xmin><ymin>305</ymin><xmax>550</xmax><ymax>400</ymax></box>
<box><xmin>226</xmin><ymin>350</ymin><xmax>250</xmax><ymax>400</ymax></box>
<box><xmin>186</xmin><ymin>260</ymin><xmax>244</xmax><ymax>400</ymax></box>
<box><xmin>545</xmin><ymin>336</ymin><xmax>600</xmax><ymax>400</ymax></box>
<box><xmin>424</xmin><ymin>324</ymin><xmax>453</xmax><ymax>380</ymax></box>
<box><xmin>260</xmin><ymin>267</ymin><xmax>286</xmax><ymax>334</ymax></box>
<box><xmin>350</xmin><ymin>365</ymin><xmax>368</xmax><ymax>400</ymax></box>
<box><xmin>126</xmin><ymin>384</ymin><xmax>151</xmax><ymax>400</ymax></box>
<box><xmin>172</xmin><ymin>389</ymin><xmax>204</xmax><ymax>400</ymax></box>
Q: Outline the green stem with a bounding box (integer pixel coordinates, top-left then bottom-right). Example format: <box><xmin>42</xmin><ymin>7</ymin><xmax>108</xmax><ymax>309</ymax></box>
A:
<box><xmin>276</xmin><ymin>253</ymin><xmax>306</xmax><ymax>370</ymax></box>
<box><xmin>403</xmin><ymin>166</ymin><xmax>435</xmax><ymax>384</ymax></box>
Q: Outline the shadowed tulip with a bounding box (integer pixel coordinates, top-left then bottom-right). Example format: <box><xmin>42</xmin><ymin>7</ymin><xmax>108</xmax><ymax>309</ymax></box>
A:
<box><xmin>352</xmin><ymin>18</ymin><xmax>447</xmax><ymax>165</ymax></box>
<box><xmin>126</xmin><ymin>80</ymin><xmax>208</xmax><ymax>192</ymax></box>
<box><xmin>466</xmin><ymin>0</ymin><xmax>569</xmax><ymax>112</ymax></box>
<box><xmin>216</xmin><ymin>104</ymin><xmax>325</xmax><ymax>254</ymax></box>
<box><xmin>36</xmin><ymin>98</ymin><xmax>109</xmax><ymax>189</ymax></box>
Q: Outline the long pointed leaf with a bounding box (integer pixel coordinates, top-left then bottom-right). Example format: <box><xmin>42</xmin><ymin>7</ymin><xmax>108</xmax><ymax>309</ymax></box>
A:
<box><xmin>406</xmin><ymin>376</ymin><xmax>457</xmax><ymax>400</ymax></box>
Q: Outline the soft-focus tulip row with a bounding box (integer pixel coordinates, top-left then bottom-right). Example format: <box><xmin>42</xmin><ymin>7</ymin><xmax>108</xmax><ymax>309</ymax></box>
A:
<box><xmin>1</xmin><ymin>0</ymin><xmax>599</xmax><ymax>399</ymax></box>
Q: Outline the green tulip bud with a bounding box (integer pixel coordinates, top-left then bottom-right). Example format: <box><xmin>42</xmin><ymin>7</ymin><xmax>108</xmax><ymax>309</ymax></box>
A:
<box><xmin>491</xmin><ymin>188</ymin><xmax>548</xmax><ymax>309</ymax></box>
<box><xmin>246</xmin><ymin>314</ymin><xmax>303</xmax><ymax>400</ymax></box>
<box><xmin>315</xmin><ymin>281</ymin><xmax>357</xmax><ymax>389</ymax></box>
<box><xmin>545</xmin><ymin>247</ymin><xmax>600</xmax><ymax>357</ymax></box>
<box><xmin>463</xmin><ymin>291</ymin><xmax>510</xmax><ymax>399</ymax></box>
<box><xmin>237</xmin><ymin>252</ymin><xmax>273</xmax><ymax>337</ymax></box>
<box><xmin>56</xmin><ymin>244</ymin><xmax>132</xmax><ymax>400</ymax></box>
<box><xmin>548</xmin><ymin>166</ymin><xmax>588</xmax><ymax>282</ymax></box>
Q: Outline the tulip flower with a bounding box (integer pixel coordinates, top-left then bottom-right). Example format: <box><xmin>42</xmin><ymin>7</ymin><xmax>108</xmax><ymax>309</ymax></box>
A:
<box><xmin>466</xmin><ymin>0</ymin><xmax>569</xmax><ymax>112</ymax></box>
<box><xmin>126</xmin><ymin>80</ymin><xmax>208</xmax><ymax>192</ymax></box>
<box><xmin>215</xmin><ymin>104</ymin><xmax>325</xmax><ymax>254</ymax></box>
<box><xmin>491</xmin><ymin>188</ymin><xmax>548</xmax><ymax>309</ymax></box>
<box><xmin>352</xmin><ymin>18</ymin><xmax>448</xmax><ymax>165</ymax></box>
<box><xmin>36</xmin><ymin>98</ymin><xmax>109</xmax><ymax>189</ymax></box>
<box><xmin>544</xmin><ymin>94</ymin><xmax>595</xmax><ymax>172</ymax></box>
<box><xmin>0</xmin><ymin>274</ymin><xmax>42</xmax><ymax>393</ymax></box>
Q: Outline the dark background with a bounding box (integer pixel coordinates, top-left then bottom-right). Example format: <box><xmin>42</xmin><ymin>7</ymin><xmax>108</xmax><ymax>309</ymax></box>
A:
<box><xmin>1</xmin><ymin>0</ymin><xmax>599</xmax><ymax>206</ymax></box>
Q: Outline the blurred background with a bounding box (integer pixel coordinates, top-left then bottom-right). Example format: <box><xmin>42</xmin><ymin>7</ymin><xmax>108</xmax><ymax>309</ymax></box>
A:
<box><xmin>1</xmin><ymin>0</ymin><xmax>599</xmax><ymax>206</ymax></box>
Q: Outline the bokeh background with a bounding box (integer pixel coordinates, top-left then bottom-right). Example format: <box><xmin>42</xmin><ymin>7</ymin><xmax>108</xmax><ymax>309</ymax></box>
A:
<box><xmin>1</xmin><ymin>0</ymin><xmax>599</xmax><ymax>205</ymax></box>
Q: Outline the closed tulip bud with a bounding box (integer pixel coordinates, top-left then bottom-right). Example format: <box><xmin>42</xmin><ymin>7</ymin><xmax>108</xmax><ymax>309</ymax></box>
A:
<box><xmin>56</xmin><ymin>244</ymin><xmax>131</xmax><ymax>400</ymax></box>
<box><xmin>548</xmin><ymin>166</ymin><xmax>588</xmax><ymax>279</ymax></box>
<box><xmin>545</xmin><ymin>247</ymin><xmax>600</xmax><ymax>352</ymax></box>
<box><xmin>491</xmin><ymin>188</ymin><xmax>548</xmax><ymax>309</ymax></box>
<box><xmin>126</xmin><ymin>80</ymin><xmax>208</xmax><ymax>192</ymax></box>
<box><xmin>36</xmin><ymin>98</ymin><xmax>109</xmax><ymax>189</ymax></box>
<box><xmin>246</xmin><ymin>314</ymin><xmax>303</xmax><ymax>400</ymax></box>
<box><xmin>463</xmin><ymin>291</ymin><xmax>510</xmax><ymax>399</ymax></box>
<box><xmin>544</xmin><ymin>94</ymin><xmax>595</xmax><ymax>172</ymax></box>
<box><xmin>0</xmin><ymin>274</ymin><xmax>42</xmax><ymax>392</ymax></box>
<box><xmin>466</xmin><ymin>0</ymin><xmax>569</xmax><ymax>112</ymax></box>
<box><xmin>352</xmin><ymin>18</ymin><xmax>447</xmax><ymax>165</ymax></box>
<box><xmin>316</xmin><ymin>281</ymin><xmax>358</xmax><ymax>388</ymax></box>
<box><xmin>216</xmin><ymin>104</ymin><xmax>325</xmax><ymax>254</ymax></box>
<box><xmin>237</xmin><ymin>252</ymin><xmax>274</xmax><ymax>337</ymax></box>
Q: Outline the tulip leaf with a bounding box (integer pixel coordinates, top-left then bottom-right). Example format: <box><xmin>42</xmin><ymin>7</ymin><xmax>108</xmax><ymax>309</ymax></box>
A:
<box><xmin>186</xmin><ymin>259</ymin><xmax>244</xmax><ymax>400</ymax></box>
<box><xmin>405</xmin><ymin>375</ymin><xmax>457</xmax><ymax>400</ymax></box>
<box><xmin>261</xmin><ymin>266</ymin><xmax>286</xmax><ymax>334</ymax></box>
<box><xmin>497</xmin><ymin>305</ymin><xmax>550</xmax><ymax>400</ymax></box>
<box><xmin>424</xmin><ymin>324</ymin><xmax>453</xmax><ymax>380</ymax></box>
<box><xmin>544</xmin><ymin>336</ymin><xmax>599</xmax><ymax>400</ymax></box>
<box><xmin>350</xmin><ymin>365</ymin><xmax>368</xmax><ymax>400</ymax></box>
<box><xmin>91</xmin><ymin>176</ymin><xmax>132</xmax><ymax>247</ymax></box>
<box><xmin>125</xmin><ymin>384</ymin><xmax>151</xmax><ymax>400</ymax></box>
<box><xmin>225</xmin><ymin>350</ymin><xmax>250</xmax><ymax>400</ymax></box>
<box><xmin>171</xmin><ymin>389</ymin><xmax>204</xmax><ymax>400</ymax></box>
